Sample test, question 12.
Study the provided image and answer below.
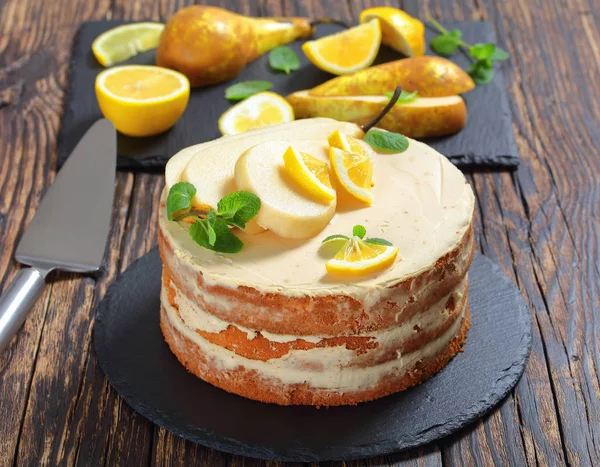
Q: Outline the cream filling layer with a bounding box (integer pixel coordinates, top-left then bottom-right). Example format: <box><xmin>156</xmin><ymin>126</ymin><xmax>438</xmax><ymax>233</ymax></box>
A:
<box><xmin>168</xmin><ymin>275</ymin><xmax>467</xmax><ymax>345</ymax></box>
<box><xmin>164</xmin><ymin>294</ymin><xmax>466</xmax><ymax>391</ymax></box>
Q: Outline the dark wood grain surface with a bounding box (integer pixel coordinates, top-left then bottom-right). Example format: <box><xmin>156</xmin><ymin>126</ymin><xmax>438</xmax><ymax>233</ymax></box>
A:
<box><xmin>0</xmin><ymin>0</ymin><xmax>598</xmax><ymax>466</ymax></box>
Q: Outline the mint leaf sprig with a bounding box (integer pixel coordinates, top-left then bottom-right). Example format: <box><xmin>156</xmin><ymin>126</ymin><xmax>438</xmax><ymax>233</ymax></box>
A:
<box><xmin>166</xmin><ymin>182</ymin><xmax>261</xmax><ymax>254</ymax></box>
<box><xmin>225</xmin><ymin>80</ymin><xmax>273</xmax><ymax>101</ymax></box>
<box><xmin>322</xmin><ymin>224</ymin><xmax>393</xmax><ymax>253</ymax></box>
<box><xmin>428</xmin><ymin>17</ymin><xmax>509</xmax><ymax>85</ymax></box>
<box><xmin>269</xmin><ymin>46</ymin><xmax>300</xmax><ymax>74</ymax></box>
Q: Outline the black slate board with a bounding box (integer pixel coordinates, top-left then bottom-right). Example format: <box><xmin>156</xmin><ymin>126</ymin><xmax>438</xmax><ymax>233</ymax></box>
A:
<box><xmin>94</xmin><ymin>250</ymin><xmax>532</xmax><ymax>462</ymax></box>
<box><xmin>59</xmin><ymin>20</ymin><xmax>519</xmax><ymax>171</ymax></box>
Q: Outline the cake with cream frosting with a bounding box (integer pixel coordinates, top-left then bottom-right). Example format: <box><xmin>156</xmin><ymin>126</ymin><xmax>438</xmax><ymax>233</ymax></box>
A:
<box><xmin>158</xmin><ymin>118</ymin><xmax>475</xmax><ymax>406</ymax></box>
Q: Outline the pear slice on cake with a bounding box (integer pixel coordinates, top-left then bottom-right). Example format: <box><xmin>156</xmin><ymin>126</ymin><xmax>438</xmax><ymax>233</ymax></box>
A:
<box><xmin>235</xmin><ymin>141</ymin><xmax>336</xmax><ymax>239</ymax></box>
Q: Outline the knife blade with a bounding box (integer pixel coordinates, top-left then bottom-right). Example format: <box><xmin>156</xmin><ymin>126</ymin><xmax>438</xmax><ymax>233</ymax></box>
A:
<box><xmin>0</xmin><ymin>119</ymin><xmax>116</xmax><ymax>353</ymax></box>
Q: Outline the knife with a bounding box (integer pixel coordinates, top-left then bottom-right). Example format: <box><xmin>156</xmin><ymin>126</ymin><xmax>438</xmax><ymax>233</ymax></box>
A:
<box><xmin>0</xmin><ymin>119</ymin><xmax>116</xmax><ymax>353</ymax></box>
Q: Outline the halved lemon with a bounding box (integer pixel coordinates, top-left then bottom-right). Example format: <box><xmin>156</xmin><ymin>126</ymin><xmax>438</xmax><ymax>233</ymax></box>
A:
<box><xmin>329</xmin><ymin>147</ymin><xmax>373</xmax><ymax>204</ymax></box>
<box><xmin>302</xmin><ymin>19</ymin><xmax>381</xmax><ymax>75</ymax></box>
<box><xmin>326</xmin><ymin>237</ymin><xmax>399</xmax><ymax>276</ymax></box>
<box><xmin>359</xmin><ymin>7</ymin><xmax>425</xmax><ymax>57</ymax></box>
<box><xmin>218</xmin><ymin>92</ymin><xmax>294</xmax><ymax>136</ymax></box>
<box><xmin>95</xmin><ymin>65</ymin><xmax>190</xmax><ymax>137</ymax></box>
<box><xmin>282</xmin><ymin>146</ymin><xmax>335</xmax><ymax>204</ymax></box>
<box><xmin>92</xmin><ymin>23</ymin><xmax>165</xmax><ymax>67</ymax></box>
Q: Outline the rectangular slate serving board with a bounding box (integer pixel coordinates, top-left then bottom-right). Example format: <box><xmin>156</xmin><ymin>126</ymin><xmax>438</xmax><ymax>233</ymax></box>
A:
<box><xmin>57</xmin><ymin>20</ymin><xmax>519</xmax><ymax>171</ymax></box>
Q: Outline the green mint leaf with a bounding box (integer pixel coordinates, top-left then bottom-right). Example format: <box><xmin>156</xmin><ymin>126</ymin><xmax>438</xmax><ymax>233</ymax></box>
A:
<box><xmin>206</xmin><ymin>209</ymin><xmax>217</xmax><ymax>246</ymax></box>
<box><xmin>188</xmin><ymin>217</ymin><xmax>212</xmax><ymax>249</ymax></box>
<box><xmin>490</xmin><ymin>47</ymin><xmax>510</xmax><ymax>61</ymax></box>
<box><xmin>225</xmin><ymin>81</ymin><xmax>272</xmax><ymax>101</ymax></box>
<box><xmin>384</xmin><ymin>90</ymin><xmax>418</xmax><ymax>104</ymax></box>
<box><xmin>189</xmin><ymin>217</ymin><xmax>243</xmax><ymax>254</ymax></box>
<box><xmin>468</xmin><ymin>62</ymin><xmax>494</xmax><ymax>85</ymax></box>
<box><xmin>269</xmin><ymin>46</ymin><xmax>300</xmax><ymax>74</ymax></box>
<box><xmin>322</xmin><ymin>234</ymin><xmax>349</xmax><ymax>243</ymax></box>
<box><xmin>166</xmin><ymin>182</ymin><xmax>196</xmax><ymax>220</ymax></box>
<box><xmin>448</xmin><ymin>29</ymin><xmax>462</xmax><ymax>39</ymax></box>
<box><xmin>364</xmin><ymin>129</ymin><xmax>409</xmax><ymax>153</ymax></box>
<box><xmin>481</xmin><ymin>58</ymin><xmax>493</xmax><ymax>69</ymax></box>
<box><xmin>430</xmin><ymin>34</ymin><xmax>460</xmax><ymax>56</ymax></box>
<box><xmin>353</xmin><ymin>225</ymin><xmax>366</xmax><ymax>239</ymax></box>
<box><xmin>469</xmin><ymin>43</ymin><xmax>496</xmax><ymax>60</ymax></box>
<box><xmin>217</xmin><ymin>191</ymin><xmax>261</xmax><ymax>229</ymax></box>
<box><xmin>365</xmin><ymin>237</ymin><xmax>393</xmax><ymax>246</ymax></box>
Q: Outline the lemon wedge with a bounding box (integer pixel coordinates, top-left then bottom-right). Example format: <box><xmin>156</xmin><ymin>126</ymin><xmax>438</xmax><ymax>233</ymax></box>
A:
<box><xmin>282</xmin><ymin>146</ymin><xmax>335</xmax><ymax>204</ymax></box>
<box><xmin>92</xmin><ymin>23</ymin><xmax>165</xmax><ymax>67</ymax></box>
<box><xmin>329</xmin><ymin>147</ymin><xmax>373</xmax><ymax>204</ymax></box>
<box><xmin>218</xmin><ymin>92</ymin><xmax>295</xmax><ymax>136</ymax></box>
<box><xmin>359</xmin><ymin>7</ymin><xmax>425</xmax><ymax>57</ymax></box>
<box><xmin>95</xmin><ymin>65</ymin><xmax>190</xmax><ymax>137</ymax></box>
<box><xmin>328</xmin><ymin>129</ymin><xmax>368</xmax><ymax>155</ymax></box>
<box><xmin>326</xmin><ymin>237</ymin><xmax>399</xmax><ymax>276</ymax></box>
<box><xmin>302</xmin><ymin>19</ymin><xmax>381</xmax><ymax>75</ymax></box>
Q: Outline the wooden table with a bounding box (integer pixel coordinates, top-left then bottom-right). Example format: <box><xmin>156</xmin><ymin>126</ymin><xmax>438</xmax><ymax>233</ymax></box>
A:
<box><xmin>1</xmin><ymin>0</ymin><xmax>599</xmax><ymax>465</ymax></box>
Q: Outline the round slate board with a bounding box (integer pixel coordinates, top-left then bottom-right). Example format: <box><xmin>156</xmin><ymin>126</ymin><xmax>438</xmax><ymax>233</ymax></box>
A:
<box><xmin>94</xmin><ymin>249</ymin><xmax>531</xmax><ymax>462</ymax></box>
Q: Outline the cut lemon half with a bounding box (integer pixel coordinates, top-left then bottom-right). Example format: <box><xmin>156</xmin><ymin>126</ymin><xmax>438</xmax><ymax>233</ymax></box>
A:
<box><xmin>95</xmin><ymin>65</ymin><xmax>190</xmax><ymax>137</ymax></box>
<box><xmin>359</xmin><ymin>7</ymin><xmax>425</xmax><ymax>57</ymax></box>
<box><xmin>302</xmin><ymin>19</ymin><xmax>381</xmax><ymax>75</ymax></box>
<box><xmin>326</xmin><ymin>237</ymin><xmax>399</xmax><ymax>276</ymax></box>
<box><xmin>218</xmin><ymin>92</ymin><xmax>294</xmax><ymax>136</ymax></box>
<box><xmin>92</xmin><ymin>22</ymin><xmax>165</xmax><ymax>67</ymax></box>
<box><xmin>282</xmin><ymin>146</ymin><xmax>335</xmax><ymax>204</ymax></box>
<box><xmin>329</xmin><ymin>147</ymin><xmax>373</xmax><ymax>204</ymax></box>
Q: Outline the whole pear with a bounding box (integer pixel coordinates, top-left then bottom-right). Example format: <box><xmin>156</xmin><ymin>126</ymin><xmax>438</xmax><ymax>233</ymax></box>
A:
<box><xmin>156</xmin><ymin>6</ymin><xmax>314</xmax><ymax>87</ymax></box>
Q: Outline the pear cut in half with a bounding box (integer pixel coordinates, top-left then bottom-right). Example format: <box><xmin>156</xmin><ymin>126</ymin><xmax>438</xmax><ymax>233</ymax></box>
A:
<box><xmin>235</xmin><ymin>140</ymin><xmax>336</xmax><ymax>239</ymax></box>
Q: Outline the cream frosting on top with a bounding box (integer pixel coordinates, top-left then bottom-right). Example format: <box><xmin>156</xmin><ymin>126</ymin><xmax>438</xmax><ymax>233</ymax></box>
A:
<box><xmin>161</xmin><ymin>120</ymin><xmax>474</xmax><ymax>296</ymax></box>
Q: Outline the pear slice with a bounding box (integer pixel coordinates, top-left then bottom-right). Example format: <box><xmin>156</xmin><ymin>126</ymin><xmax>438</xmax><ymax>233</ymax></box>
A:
<box><xmin>165</xmin><ymin>118</ymin><xmax>364</xmax><ymax>191</ymax></box>
<box><xmin>286</xmin><ymin>91</ymin><xmax>466</xmax><ymax>138</ymax></box>
<box><xmin>235</xmin><ymin>140</ymin><xmax>336</xmax><ymax>239</ymax></box>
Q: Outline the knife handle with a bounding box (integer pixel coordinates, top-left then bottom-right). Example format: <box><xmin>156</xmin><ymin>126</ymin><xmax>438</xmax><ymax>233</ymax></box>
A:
<box><xmin>0</xmin><ymin>268</ymin><xmax>46</xmax><ymax>354</ymax></box>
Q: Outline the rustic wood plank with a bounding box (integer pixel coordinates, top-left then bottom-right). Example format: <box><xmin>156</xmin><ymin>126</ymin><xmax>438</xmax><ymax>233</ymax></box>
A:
<box><xmin>480</xmin><ymin>0</ymin><xmax>600</xmax><ymax>464</ymax></box>
<box><xmin>0</xmin><ymin>0</ymin><xmax>113</xmax><ymax>465</ymax></box>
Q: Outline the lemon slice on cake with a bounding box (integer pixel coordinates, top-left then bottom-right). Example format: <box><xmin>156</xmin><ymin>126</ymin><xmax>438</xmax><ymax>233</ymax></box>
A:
<box><xmin>302</xmin><ymin>19</ymin><xmax>381</xmax><ymax>75</ymax></box>
<box><xmin>326</xmin><ymin>237</ymin><xmax>399</xmax><ymax>276</ymax></box>
<box><xmin>218</xmin><ymin>92</ymin><xmax>295</xmax><ymax>136</ymax></box>
<box><xmin>359</xmin><ymin>7</ymin><xmax>425</xmax><ymax>57</ymax></box>
<box><xmin>282</xmin><ymin>147</ymin><xmax>335</xmax><ymax>204</ymax></box>
<box><xmin>95</xmin><ymin>65</ymin><xmax>190</xmax><ymax>137</ymax></box>
<box><xmin>329</xmin><ymin>147</ymin><xmax>373</xmax><ymax>204</ymax></box>
<box><xmin>92</xmin><ymin>23</ymin><xmax>165</xmax><ymax>67</ymax></box>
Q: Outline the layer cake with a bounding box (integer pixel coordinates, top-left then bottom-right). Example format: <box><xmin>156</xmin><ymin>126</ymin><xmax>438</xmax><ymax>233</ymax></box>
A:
<box><xmin>158</xmin><ymin>118</ymin><xmax>475</xmax><ymax>406</ymax></box>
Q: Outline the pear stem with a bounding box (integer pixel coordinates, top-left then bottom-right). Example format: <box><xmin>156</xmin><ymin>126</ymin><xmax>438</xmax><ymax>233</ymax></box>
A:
<box><xmin>361</xmin><ymin>86</ymin><xmax>402</xmax><ymax>134</ymax></box>
<box><xmin>309</xmin><ymin>18</ymin><xmax>351</xmax><ymax>29</ymax></box>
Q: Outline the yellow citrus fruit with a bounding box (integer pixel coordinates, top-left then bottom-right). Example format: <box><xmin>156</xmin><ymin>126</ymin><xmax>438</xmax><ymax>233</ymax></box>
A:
<box><xmin>218</xmin><ymin>92</ymin><xmax>294</xmax><ymax>136</ymax></box>
<box><xmin>95</xmin><ymin>65</ymin><xmax>190</xmax><ymax>137</ymax></box>
<box><xmin>329</xmin><ymin>147</ymin><xmax>373</xmax><ymax>204</ymax></box>
<box><xmin>92</xmin><ymin>23</ymin><xmax>165</xmax><ymax>67</ymax></box>
<box><xmin>282</xmin><ymin>146</ymin><xmax>335</xmax><ymax>204</ymax></box>
<box><xmin>359</xmin><ymin>7</ymin><xmax>425</xmax><ymax>57</ymax></box>
<box><xmin>326</xmin><ymin>237</ymin><xmax>399</xmax><ymax>276</ymax></box>
<box><xmin>328</xmin><ymin>130</ymin><xmax>367</xmax><ymax>155</ymax></box>
<box><xmin>302</xmin><ymin>19</ymin><xmax>381</xmax><ymax>75</ymax></box>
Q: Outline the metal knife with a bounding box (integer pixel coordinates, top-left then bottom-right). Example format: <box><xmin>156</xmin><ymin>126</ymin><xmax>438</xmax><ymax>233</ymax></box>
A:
<box><xmin>0</xmin><ymin>119</ymin><xmax>116</xmax><ymax>353</ymax></box>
